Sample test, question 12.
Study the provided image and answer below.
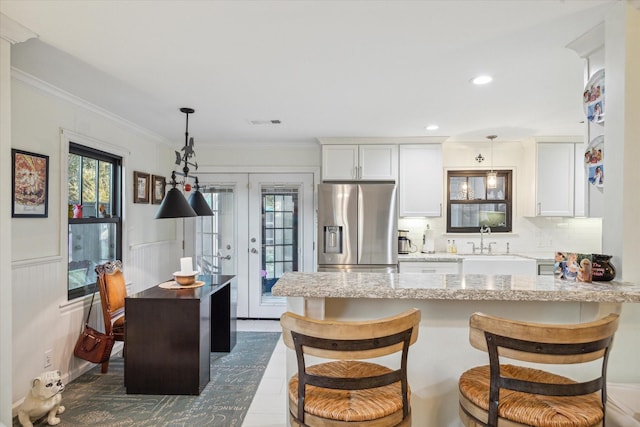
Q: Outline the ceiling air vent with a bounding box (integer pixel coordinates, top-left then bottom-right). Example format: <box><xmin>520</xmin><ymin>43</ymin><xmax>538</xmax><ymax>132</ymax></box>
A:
<box><xmin>249</xmin><ymin>119</ymin><xmax>282</xmax><ymax>125</ymax></box>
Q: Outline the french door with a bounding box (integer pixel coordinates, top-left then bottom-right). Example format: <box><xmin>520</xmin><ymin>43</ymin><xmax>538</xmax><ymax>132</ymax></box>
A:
<box><xmin>192</xmin><ymin>173</ymin><xmax>314</xmax><ymax>318</ymax></box>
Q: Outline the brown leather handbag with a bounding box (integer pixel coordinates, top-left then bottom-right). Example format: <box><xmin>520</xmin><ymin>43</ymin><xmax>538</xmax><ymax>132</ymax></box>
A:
<box><xmin>73</xmin><ymin>285</ymin><xmax>115</xmax><ymax>364</ymax></box>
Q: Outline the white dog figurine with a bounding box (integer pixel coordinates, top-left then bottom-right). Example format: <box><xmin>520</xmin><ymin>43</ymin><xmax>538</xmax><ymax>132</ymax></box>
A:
<box><xmin>18</xmin><ymin>370</ymin><xmax>65</xmax><ymax>427</ymax></box>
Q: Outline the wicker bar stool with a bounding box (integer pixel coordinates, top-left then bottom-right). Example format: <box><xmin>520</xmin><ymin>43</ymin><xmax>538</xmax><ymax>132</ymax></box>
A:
<box><xmin>458</xmin><ymin>312</ymin><xmax>620</xmax><ymax>427</ymax></box>
<box><xmin>280</xmin><ymin>308</ymin><xmax>421</xmax><ymax>427</ymax></box>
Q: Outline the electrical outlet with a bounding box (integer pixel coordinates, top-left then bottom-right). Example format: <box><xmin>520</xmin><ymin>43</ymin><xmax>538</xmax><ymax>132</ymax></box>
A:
<box><xmin>44</xmin><ymin>350</ymin><xmax>53</xmax><ymax>368</ymax></box>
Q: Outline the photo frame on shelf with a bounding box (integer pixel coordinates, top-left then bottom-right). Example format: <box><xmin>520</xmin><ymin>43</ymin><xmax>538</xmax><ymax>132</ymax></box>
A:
<box><xmin>133</xmin><ymin>171</ymin><xmax>150</xmax><ymax>204</ymax></box>
<box><xmin>12</xmin><ymin>149</ymin><xmax>49</xmax><ymax>218</ymax></box>
<box><xmin>151</xmin><ymin>175</ymin><xmax>166</xmax><ymax>204</ymax></box>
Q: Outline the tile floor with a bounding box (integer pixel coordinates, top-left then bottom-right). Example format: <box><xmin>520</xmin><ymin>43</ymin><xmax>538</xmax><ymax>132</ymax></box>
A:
<box><xmin>238</xmin><ymin>319</ymin><xmax>287</xmax><ymax>427</ymax></box>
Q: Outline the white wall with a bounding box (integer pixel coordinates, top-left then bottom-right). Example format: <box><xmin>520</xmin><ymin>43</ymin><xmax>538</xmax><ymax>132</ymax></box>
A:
<box><xmin>196</xmin><ymin>142</ymin><xmax>321</xmax><ymax>169</ymax></box>
<box><xmin>9</xmin><ymin>73</ymin><xmax>183</xmax><ymax>412</ymax></box>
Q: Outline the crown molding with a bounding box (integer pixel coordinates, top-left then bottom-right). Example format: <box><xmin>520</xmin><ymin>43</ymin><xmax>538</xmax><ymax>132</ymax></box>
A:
<box><xmin>566</xmin><ymin>22</ymin><xmax>604</xmax><ymax>59</ymax></box>
<box><xmin>11</xmin><ymin>67</ymin><xmax>171</xmax><ymax>145</ymax></box>
<box><xmin>317</xmin><ymin>136</ymin><xmax>448</xmax><ymax>145</ymax></box>
<box><xmin>0</xmin><ymin>13</ymin><xmax>38</xmax><ymax>44</ymax></box>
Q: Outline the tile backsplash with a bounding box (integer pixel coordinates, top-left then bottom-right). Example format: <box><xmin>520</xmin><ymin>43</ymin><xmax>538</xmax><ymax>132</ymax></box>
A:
<box><xmin>398</xmin><ymin>216</ymin><xmax>602</xmax><ymax>255</ymax></box>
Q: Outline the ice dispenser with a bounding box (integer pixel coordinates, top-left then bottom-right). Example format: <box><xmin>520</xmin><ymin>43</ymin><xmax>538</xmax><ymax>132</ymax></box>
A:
<box><xmin>323</xmin><ymin>226</ymin><xmax>342</xmax><ymax>254</ymax></box>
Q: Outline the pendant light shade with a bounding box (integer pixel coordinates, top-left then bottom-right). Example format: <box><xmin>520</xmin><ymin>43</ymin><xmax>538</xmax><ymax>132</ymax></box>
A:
<box><xmin>155</xmin><ymin>184</ymin><xmax>197</xmax><ymax>219</ymax></box>
<box><xmin>486</xmin><ymin>135</ymin><xmax>498</xmax><ymax>189</ymax></box>
<box><xmin>188</xmin><ymin>177</ymin><xmax>214</xmax><ymax>216</ymax></box>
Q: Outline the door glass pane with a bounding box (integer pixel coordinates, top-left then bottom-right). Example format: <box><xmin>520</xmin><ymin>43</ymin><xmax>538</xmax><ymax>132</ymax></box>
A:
<box><xmin>196</xmin><ymin>186</ymin><xmax>235</xmax><ymax>275</ymax></box>
<box><xmin>261</xmin><ymin>186</ymin><xmax>299</xmax><ymax>301</ymax></box>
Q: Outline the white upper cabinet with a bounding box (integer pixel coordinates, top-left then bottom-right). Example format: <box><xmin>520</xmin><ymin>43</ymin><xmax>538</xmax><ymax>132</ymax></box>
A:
<box><xmin>535</xmin><ymin>142</ymin><xmax>584</xmax><ymax>216</ymax></box>
<box><xmin>399</xmin><ymin>144</ymin><xmax>442</xmax><ymax>217</ymax></box>
<box><xmin>322</xmin><ymin>144</ymin><xmax>397</xmax><ymax>181</ymax></box>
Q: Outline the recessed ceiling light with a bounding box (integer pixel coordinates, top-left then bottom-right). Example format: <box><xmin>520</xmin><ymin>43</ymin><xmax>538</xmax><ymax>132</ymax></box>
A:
<box><xmin>425</xmin><ymin>125</ymin><xmax>439</xmax><ymax>131</ymax></box>
<box><xmin>471</xmin><ymin>75</ymin><xmax>493</xmax><ymax>85</ymax></box>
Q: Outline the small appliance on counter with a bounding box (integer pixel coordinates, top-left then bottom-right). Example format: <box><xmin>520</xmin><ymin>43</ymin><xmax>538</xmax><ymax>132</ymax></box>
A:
<box><xmin>398</xmin><ymin>229</ymin><xmax>415</xmax><ymax>254</ymax></box>
<box><xmin>422</xmin><ymin>224</ymin><xmax>435</xmax><ymax>254</ymax></box>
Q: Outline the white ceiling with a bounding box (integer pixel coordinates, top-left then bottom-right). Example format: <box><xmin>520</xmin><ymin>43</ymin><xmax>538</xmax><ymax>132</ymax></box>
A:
<box><xmin>2</xmin><ymin>0</ymin><xmax>617</xmax><ymax>147</ymax></box>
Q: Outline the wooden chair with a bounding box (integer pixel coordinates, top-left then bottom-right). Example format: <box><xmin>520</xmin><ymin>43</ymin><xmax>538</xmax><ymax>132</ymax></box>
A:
<box><xmin>458</xmin><ymin>312</ymin><xmax>620</xmax><ymax>427</ymax></box>
<box><xmin>95</xmin><ymin>260</ymin><xmax>126</xmax><ymax>373</ymax></box>
<box><xmin>280</xmin><ymin>308</ymin><xmax>421</xmax><ymax>427</ymax></box>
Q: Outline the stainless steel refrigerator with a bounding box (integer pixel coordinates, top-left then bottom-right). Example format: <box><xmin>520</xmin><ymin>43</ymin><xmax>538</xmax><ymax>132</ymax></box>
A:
<box><xmin>318</xmin><ymin>183</ymin><xmax>397</xmax><ymax>272</ymax></box>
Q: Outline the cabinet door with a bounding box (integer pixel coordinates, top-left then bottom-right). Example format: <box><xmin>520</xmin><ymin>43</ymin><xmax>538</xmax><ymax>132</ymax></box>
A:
<box><xmin>322</xmin><ymin>145</ymin><xmax>358</xmax><ymax>180</ymax></box>
<box><xmin>536</xmin><ymin>143</ymin><xmax>575</xmax><ymax>216</ymax></box>
<box><xmin>359</xmin><ymin>145</ymin><xmax>398</xmax><ymax>181</ymax></box>
<box><xmin>399</xmin><ymin>145</ymin><xmax>442</xmax><ymax>216</ymax></box>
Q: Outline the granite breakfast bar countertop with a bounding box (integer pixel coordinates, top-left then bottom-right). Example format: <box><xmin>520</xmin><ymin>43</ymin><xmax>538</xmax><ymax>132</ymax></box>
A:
<box><xmin>272</xmin><ymin>272</ymin><xmax>640</xmax><ymax>303</ymax></box>
<box><xmin>274</xmin><ymin>272</ymin><xmax>640</xmax><ymax>426</ymax></box>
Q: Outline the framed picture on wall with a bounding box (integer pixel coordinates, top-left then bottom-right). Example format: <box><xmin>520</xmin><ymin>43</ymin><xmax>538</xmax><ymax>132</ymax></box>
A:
<box><xmin>12</xmin><ymin>149</ymin><xmax>49</xmax><ymax>218</ymax></box>
<box><xmin>133</xmin><ymin>171</ymin><xmax>150</xmax><ymax>204</ymax></box>
<box><xmin>151</xmin><ymin>175</ymin><xmax>166</xmax><ymax>204</ymax></box>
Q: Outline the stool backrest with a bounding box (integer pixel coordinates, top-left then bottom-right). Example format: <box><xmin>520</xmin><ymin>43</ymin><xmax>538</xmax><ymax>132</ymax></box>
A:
<box><xmin>469</xmin><ymin>312</ymin><xmax>619</xmax><ymax>364</ymax></box>
<box><xmin>281</xmin><ymin>308</ymin><xmax>420</xmax><ymax>360</ymax></box>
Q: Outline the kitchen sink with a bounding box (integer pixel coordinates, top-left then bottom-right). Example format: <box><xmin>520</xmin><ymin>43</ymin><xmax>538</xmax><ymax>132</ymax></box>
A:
<box><xmin>461</xmin><ymin>255</ymin><xmax>537</xmax><ymax>275</ymax></box>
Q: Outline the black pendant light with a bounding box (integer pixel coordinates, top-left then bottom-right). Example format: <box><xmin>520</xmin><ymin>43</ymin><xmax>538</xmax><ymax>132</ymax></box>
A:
<box><xmin>188</xmin><ymin>177</ymin><xmax>214</xmax><ymax>216</ymax></box>
<box><xmin>155</xmin><ymin>172</ymin><xmax>197</xmax><ymax>218</ymax></box>
<box><xmin>155</xmin><ymin>107</ymin><xmax>210</xmax><ymax>219</ymax></box>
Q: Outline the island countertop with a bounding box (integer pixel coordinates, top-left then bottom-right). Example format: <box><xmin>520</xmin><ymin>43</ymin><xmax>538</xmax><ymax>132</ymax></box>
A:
<box><xmin>272</xmin><ymin>272</ymin><xmax>640</xmax><ymax>303</ymax></box>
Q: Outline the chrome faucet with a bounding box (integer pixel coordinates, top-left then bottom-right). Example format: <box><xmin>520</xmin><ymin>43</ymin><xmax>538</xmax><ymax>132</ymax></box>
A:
<box><xmin>479</xmin><ymin>225</ymin><xmax>491</xmax><ymax>254</ymax></box>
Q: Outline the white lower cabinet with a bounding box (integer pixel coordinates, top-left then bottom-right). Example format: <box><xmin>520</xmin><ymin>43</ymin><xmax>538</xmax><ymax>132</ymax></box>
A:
<box><xmin>398</xmin><ymin>261</ymin><xmax>460</xmax><ymax>274</ymax></box>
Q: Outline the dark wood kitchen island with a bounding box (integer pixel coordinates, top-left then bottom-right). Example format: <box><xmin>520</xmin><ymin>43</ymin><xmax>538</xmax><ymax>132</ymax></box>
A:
<box><xmin>124</xmin><ymin>274</ymin><xmax>237</xmax><ymax>395</ymax></box>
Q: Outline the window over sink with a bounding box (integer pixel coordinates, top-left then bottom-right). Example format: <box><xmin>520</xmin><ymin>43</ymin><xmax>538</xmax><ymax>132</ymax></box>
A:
<box><xmin>446</xmin><ymin>170</ymin><xmax>512</xmax><ymax>233</ymax></box>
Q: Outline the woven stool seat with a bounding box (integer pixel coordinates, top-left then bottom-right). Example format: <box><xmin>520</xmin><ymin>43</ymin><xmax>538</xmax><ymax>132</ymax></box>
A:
<box><xmin>457</xmin><ymin>313</ymin><xmax>618</xmax><ymax>427</ymax></box>
<box><xmin>460</xmin><ymin>364</ymin><xmax>603</xmax><ymax>427</ymax></box>
<box><xmin>281</xmin><ymin>309</ymin><xmax>420</xmax><ymax>427</ymax></box>
<box><xmin>289</xmin><ymin>360</ymin><xmax>408</xmax><ymax>423</ymax></box>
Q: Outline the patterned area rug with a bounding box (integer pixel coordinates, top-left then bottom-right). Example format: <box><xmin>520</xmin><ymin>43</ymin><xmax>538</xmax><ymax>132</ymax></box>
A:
<box><xmin>14</xmin><ymin>332</ymin><xmax>280</xmax><ymax>427</ymax></box>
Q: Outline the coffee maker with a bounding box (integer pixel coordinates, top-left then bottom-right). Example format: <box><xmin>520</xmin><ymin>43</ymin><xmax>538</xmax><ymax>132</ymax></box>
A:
<box><xmin>398</xmin><ymin>230</ymin><xmax>413</xmax><ymax>254</ymax></box>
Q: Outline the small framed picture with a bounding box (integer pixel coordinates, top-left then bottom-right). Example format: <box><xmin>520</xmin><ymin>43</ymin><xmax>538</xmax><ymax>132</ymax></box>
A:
<box><xmin>133</xmin><ymin>171</ymin><xmax>150</xmax><ymax>204</ymax></box>
<box><xmin>12</xmin><ymin>149</ymin><xmax>49</xmax><ymax>218</ymax></box>
<box><xmin>151</xmin><ymin>175</ymin><xmax>166</xmax><ymax>204</ymax></box>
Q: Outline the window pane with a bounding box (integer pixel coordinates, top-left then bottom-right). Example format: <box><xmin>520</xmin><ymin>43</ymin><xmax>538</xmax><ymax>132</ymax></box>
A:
<box><xmin>68</xmin><ymin>154</ymin><xmax>81</xmax><ymax>204</ymax></box>
<box><xmin>480</xmin><ymin>204</ymin><xmax>507</xmax><ymax>227</ymax></box>
<box><xmin>450</xmin><ymin>204</ymin><xmax>480</xmax><ymax>228</ymax></box>
<box><xmin>449</xmin><ymin>177</ymin><xmax>468</xmax><ymax>200</ymax></box>
<box><xmin>487</xmin><ymin>176</ymin><xmax>506</xmax><ymax>200</ymax></box>
<box><xmin>82</xmin><ymin>157</ymin><xmax>97</xmax><ymax>204</ymax></box>
<box><xmin>68</xmin><ymin>222</ymin><xmax>118</xmax><ymax>289</ymax></box>
<box><xmin>98</xmin><ymin>161</ymin><xmax>113</xmax><ymax>213</ymax></box>
<box><xmin>469</xmin><ymin>177</ymin><xmax>486</xmax><ymax>200</ymax></box>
